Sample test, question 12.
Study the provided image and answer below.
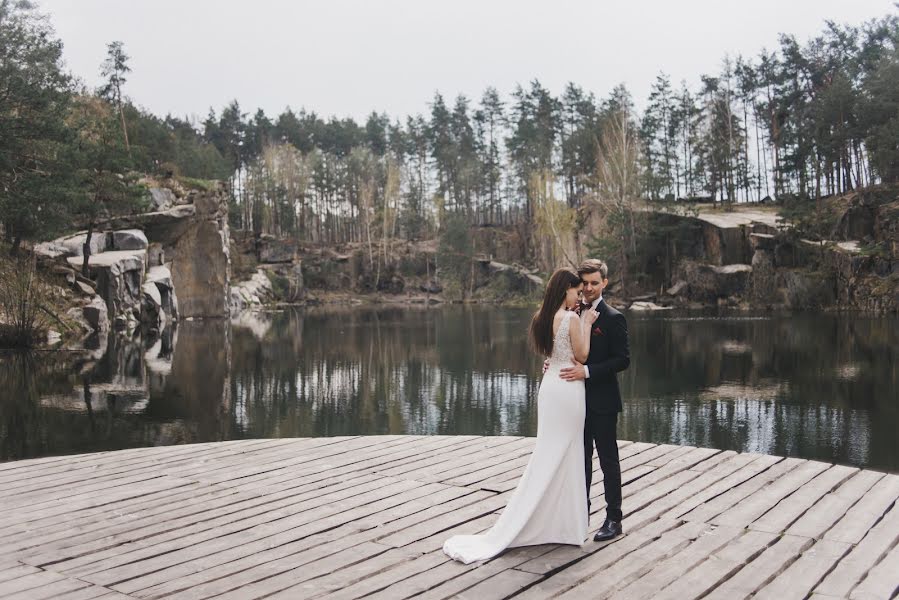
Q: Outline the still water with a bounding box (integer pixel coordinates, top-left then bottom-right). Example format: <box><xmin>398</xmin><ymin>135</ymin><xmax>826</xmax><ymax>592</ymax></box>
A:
<box><xmin>1</xmin><ymin>307</ymin><xmax>896</xmax><ymax>471</ymax></box>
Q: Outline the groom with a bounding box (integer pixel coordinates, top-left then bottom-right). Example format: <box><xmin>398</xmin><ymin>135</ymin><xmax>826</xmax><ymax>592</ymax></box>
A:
<box><xmin>560</xmin><ymin>259</ymin><xmax>630</xmax><ymax>542</ymax></box>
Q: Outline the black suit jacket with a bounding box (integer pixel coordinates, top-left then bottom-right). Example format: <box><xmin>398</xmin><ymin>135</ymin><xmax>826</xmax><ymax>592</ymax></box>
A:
<box><xmin>584</xmin><ymin>299</ymin><xmax>630</xmax><ymax>414</ymax></box>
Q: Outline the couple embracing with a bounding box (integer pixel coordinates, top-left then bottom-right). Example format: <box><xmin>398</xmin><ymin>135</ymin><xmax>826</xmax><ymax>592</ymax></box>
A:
<box><xmin>444</xmin><ymin>259</ymin><xmax>630</xmax><ymax>564</ymax></box>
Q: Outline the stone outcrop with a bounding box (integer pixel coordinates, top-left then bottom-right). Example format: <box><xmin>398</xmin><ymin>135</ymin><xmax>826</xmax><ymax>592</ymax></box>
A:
<box><xmin>677</xmin><ymin>261</ymin><xmax>753</xmax><ymax>303</ymax></box>
<box><xmin>67</xmin><ymin>250</ymin><xmax>146</xmax><ymax>330</ymax></box>
<box><xmin>629</xmin><ymin>301</ymin><xmax>674</xmax><ymax>311</ymax></box>
<box><xmin>112</xmin><ymin>229</ymin><xmax>149</xmax><ymax>251</ymax></box>
<box><xmin>230</xmin><ymin>269</ymin><xmax>273</xmax><ymax>312</ymax></box>
<box><xmin>168</xmin><ymin>218</ymin><xmax>230</xmax><ymax>318</ymax></box>
<box><xmin>100</xmin><ymin>183</ymin><xmax>231</xmax><ymax>319</ymax></box>
<box><xmin>56</xmin><ymin>231</ymin><xmax>109</xmax><ymax>257</ymax></box>
<box><xmin>256</xmin><ymin>235</ymin><xmax>299</xmax><ymax>264</ymax></box>
<box><xmin>35</xmin><ymin>180</ymin><xmax>230</xmax><ymax>345</ymax></box>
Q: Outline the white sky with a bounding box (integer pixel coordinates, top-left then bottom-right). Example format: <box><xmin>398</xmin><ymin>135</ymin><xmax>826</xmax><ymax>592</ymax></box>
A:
<box><xmin>39</xmin><ymin>0</ymin><xmax>898</xmax><ymax>124</ymax></box>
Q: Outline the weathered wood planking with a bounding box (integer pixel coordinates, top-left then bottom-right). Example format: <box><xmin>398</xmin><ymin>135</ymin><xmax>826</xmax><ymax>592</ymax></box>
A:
<box><xmin>1</xmin><ymin>436</ymin><xmax>896</xmax><ymax>599</ymax></box>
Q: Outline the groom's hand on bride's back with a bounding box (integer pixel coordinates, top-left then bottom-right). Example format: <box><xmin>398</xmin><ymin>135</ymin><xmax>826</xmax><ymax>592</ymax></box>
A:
<box><xmin>559</xmin><ymin>364</ymin><xmax>586</xmax><ymax>381</ymax></box>
<box><xmin>542</xmin><ymin>359</ymin><xmax>550</xmax><ymax>374</ymax></box>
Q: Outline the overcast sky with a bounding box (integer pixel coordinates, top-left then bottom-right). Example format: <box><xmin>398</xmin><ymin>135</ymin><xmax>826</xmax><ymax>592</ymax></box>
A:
<box><xmin>39</xmin><ymin>0</ymin><xmax>897</xmax><ymax>124</ymax></box>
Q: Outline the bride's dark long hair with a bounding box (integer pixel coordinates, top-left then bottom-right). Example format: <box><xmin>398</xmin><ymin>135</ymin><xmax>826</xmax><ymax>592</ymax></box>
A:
<box><xmin>528</xmin><ymin>268</ymin><xmax>582</xmax><ymax>357</ymax></box>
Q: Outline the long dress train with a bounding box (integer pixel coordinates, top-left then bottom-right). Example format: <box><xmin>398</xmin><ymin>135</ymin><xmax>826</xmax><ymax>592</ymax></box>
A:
<box><xmin>443</xmin><ymin>311</ymin><xmax>587</xmax><ymax>564</ymax></box>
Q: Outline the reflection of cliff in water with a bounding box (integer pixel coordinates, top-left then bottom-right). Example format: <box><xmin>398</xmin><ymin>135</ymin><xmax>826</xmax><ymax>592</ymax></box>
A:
<box><xmin>0</xmin><ymin>320</ymin><xmax>234</xmax><ymax>461</ymax></box>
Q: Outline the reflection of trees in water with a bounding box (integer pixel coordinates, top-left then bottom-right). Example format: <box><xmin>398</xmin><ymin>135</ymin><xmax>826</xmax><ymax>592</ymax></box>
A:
<box><xmin>621</xmin><ymin>312</ymin><xmax>897</xmax><ymax>469</ymax></box>
<box><xmin>228</xmin><ymin>307</ymin><xmax>541</xmax><ymax>438</ymax></box>
<box><xmin>1</xmin><ymin>308</ymin><xmax>896</xmax><ymax>470</ymax></box>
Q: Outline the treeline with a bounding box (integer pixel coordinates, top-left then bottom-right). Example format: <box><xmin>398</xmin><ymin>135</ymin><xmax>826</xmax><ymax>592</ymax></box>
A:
<box><xmin>2</xmin><ymin>0</ymin><xmax>899</xmax><ymax>268</ymax></box>
<box><xmin>201</xmin><ymin>10</ymin><xmax>899</xmax><ymax>249</ymax></box>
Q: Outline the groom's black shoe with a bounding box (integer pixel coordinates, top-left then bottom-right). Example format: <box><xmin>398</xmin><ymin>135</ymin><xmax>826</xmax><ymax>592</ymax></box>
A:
<box><xmin>593</xmin><ymin>519</ymin><xmax>622</xmax><ymax>542</ymax></box>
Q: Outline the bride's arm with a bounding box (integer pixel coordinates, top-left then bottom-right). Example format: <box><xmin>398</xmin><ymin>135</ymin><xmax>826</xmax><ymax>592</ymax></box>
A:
<box><xmin>570</xmin><ymin>313</ymin><xmax>590</xmax><ymax>363</ymax></box>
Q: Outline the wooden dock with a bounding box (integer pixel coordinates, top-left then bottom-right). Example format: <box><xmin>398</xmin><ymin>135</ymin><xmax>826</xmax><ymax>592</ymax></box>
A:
<box><xmin>0</xmin><ymin>436</ymin><xmax>897</xmax><ymax>600</ymax></box>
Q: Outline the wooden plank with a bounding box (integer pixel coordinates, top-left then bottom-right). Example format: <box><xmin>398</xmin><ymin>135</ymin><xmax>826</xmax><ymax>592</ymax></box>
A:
<box><xmin>612</xmin><ymin>525</ymin><xmax>746</xmax><ymax>600</ymax></box>
<box><xmin>41</xmin><ymin>473</ymin><xmax>414</xmax><ymax>575</ymax></box>
<box><xmin>375</xmin><ymin>436</ymin><xmax>524</xmax><ymax>479</ymax></box>
<box><xmin>511</xmin><ymin>529</ymin><xmax>663</xmax><ymax>599</ymax></box>
<box><xmin>710</xmin><ymin>460</ymin><xmax>831</xmax><ymax>528</ymax></box>
<box><xmin>848</xmin><ymin>541</ymin><xmax>899</xmax><ymax>600</ymax></box>
<box><xmin>813</xmin><ymin>498</ymin><xmax>899</xmax><ymax>598</ymax></box>
<box><xmin>704</xmin><ymin>534</ymin><xmax>814</xmax><ymax>599</ymax></box>
<box><xmin>49</xmin><ymin>586</ymin><xmax>131</xmax><ymax>600</ymax></box>
<box><xmin>3</xmin><ymin>436</ymin><xmax>898</xmax><ymax>600</ymax></box>
<box><xmin>0</xmin><ymin>576</ymin><xmax>93</xmax><ymax>600</ymax></box>
<box><xmin>553</xmin><ymin>522</ymin><xmax>712</xmax><ymax>599</ymax></box>
<box><xmin>194</xmin><ymin>541</ymin><xmax>392</xmax><ymax>600</ymax></box>
<box><xmin>13</xmin><ymin>473</ymin><xmax>384</xmax><ymax>564</ymax></box>
<box><xmin>514</xmin><ymin>453</ymin><xmax>764</xmax><ymax>576</ymax></box>
<box><xmin>0</xmin><ymin>569</ymin><xmax>69</xmax><ymax>597</ymax></box>
<box><xmin>266</xmin><ymin>551</ymin><xmax>447</xmax><ymax>600</ymax></box>
<box><xmin>0</xmin><ymin>564</ymin><xmax>42</xmax><ymax>584</ymax></box>
<box><xmin>647</xmin><ymin>530</ymin><xmax>779</xmax><ymax>600</ymax></box>
<box><xmin>785</xmin><ymin>469</ymin><xmax>884</xmax><ymax>539</ymax></box>
<box><xmin>753</xmin><ymin>539</ymin><xmax>852</xmax><ymax>600</ymax></box>
<box><xmin>679</xmin><ymin>456</ymin><xmax>798</xmax><ymax>523</ymax></box>
<box><xmin>822</xmin><ymin>472</ymin><xmax>899</xmax><ymax>545</ymax></box>
<box><xmin>403</xmin><ymin>545</ymin><xmax>553</xmax><ymax>600</ymax></box>
<box><xmin>434</xmin><ymin>568</ymin><xmax>540</xmax><ymax>600</ymax></box>
<box><xmin>110</xmin><ymin>482</ymin><xmax>465</xmax><ymax>596</ymax></box>
<box><xmin>70</xmin><ymin>478</ymin><xmax>425</xmax><ymax>585</ymax></box>
<box><xmin>267</xmin><ymin>547</ymin><xmax>424</xmax><ymax>599</ymax></box>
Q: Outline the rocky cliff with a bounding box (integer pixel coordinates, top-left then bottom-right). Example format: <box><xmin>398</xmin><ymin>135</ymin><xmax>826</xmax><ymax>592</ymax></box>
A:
<box><xmin>656</xmin><ymin>190</ymin><xmax>898</xmax><ymax>312</ymax></box>
<box><xmin>35</xmin><ymin>179</ymin><xmax>232</xmax><ymax>341</ymax></box>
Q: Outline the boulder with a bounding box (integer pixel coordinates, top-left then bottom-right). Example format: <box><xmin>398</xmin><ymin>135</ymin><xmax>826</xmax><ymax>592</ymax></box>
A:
<box><xmin>629</xmin><ymin>301</ymin><xmax>673</xmax><ymax>311</ymax></box>
<box><xmin>147</xmin><ymin>265</ymin><xmax>178</xmax><ymax>320</ymax></box>
<box><xmin>141</xmin><ymin>281</ymin><xmax>164</xmax><ymax>330</ymax></box>
<box><xmin>34</xmin><ymin>242</ymin><xmax>72</xmax><ymax>260</ymax></box>
<box><xmin>230</xmin><ymin>269</ymin><xmax>273</xmax><ymax>312</ymax></box>
<box><xmin>148</xmin><ymin>243</ymin><xmax>165</xmax><ymax>267</ymax></box>
<box><xmin>677</xmin><ymin>261</ymin><xmax>752</xmax><ymax>302</ymax></box>
<box><xmin>112</xmin><ymin>229</ymin><xmax>149</xmax><ymax>251</ymax></box>
<box><xmin>81</xmin><ymin>295</ymin><xmax>109</xmax><ymax>333</ymax></box>
<box><xmin>56</xmin><ymin>231</ymin><xmax>109</xmax><ymax>257</ymax></box>
<box><xmin>67</xmin><ymin>250</ymin><xmax>146</xmax><ymax>328</ymax></box>
<box><xmin>75</xmin><ymin>280</ymin><xmax>95</xmax><ymax>296</ymax></box>
<box><xmin>148</xmin><ymin>187</ymin><xmax>176</xmax><ymax>211</ymax></box>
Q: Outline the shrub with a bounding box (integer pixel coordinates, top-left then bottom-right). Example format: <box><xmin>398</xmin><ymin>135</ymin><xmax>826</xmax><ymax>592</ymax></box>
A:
<box><xmin>0</xmin><ymin>256</ymin><xmax>52</xmax><ymax>348</ymax></box>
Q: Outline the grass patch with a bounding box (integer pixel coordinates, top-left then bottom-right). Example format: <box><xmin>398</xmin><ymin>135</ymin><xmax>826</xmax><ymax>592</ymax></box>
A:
<box><xmin>177</xmin><ymin>176</ymin><xmax>218</xmax><ymax>192</ymax></box>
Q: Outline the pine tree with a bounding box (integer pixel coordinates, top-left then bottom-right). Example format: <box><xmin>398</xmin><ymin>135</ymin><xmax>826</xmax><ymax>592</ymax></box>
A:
<box><xmin>98</xmin><ymin>41</ymin><xmax>132</xmax><ymax>158</ymax></box>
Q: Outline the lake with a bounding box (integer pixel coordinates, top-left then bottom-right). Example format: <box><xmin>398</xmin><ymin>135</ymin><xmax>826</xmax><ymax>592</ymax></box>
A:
<box><xmin>1</xmin><ymin>306</ymin><xmax>896</xmax><ymax>472</ymax></box>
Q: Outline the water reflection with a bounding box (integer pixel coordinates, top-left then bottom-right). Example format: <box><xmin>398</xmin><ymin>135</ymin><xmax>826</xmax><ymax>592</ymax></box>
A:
<box><xmin>0</xmin><ymin>308</ymin><xmax>896</xmax><ymax>472</ymax></box>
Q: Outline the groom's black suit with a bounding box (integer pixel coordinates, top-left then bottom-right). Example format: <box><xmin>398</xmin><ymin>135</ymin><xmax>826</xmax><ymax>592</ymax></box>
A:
<box><xmin>584</xmin><ymin>298</ymin><xmax>630</xmax><ymax>523</ymax></box>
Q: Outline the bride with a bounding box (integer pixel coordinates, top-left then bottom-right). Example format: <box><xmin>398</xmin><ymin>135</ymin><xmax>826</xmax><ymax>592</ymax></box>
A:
<box><xmin>443</xmin><ymin>268</ymin><xmax>598</xmax><ymax>564</ymax></box>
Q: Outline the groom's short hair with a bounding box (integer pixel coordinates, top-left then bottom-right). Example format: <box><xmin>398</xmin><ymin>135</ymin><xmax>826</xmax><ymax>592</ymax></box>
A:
<box><xmin>577</xmin><ymin>259</ymin><xmax>608</xmax><ymax>280</ymax></box>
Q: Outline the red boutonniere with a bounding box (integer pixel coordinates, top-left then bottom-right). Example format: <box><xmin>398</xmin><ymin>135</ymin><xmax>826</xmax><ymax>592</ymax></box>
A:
<box><xmin>592</xmin><ymin>326</ymin><xmax>603</xmax><ymax>336</ymax></box>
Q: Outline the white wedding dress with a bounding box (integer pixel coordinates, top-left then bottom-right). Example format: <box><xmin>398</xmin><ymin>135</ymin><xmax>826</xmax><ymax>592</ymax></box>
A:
<box><xmin>443</xmin><ymin>311</ymin><xmax>588</xmax><ymax>564</ymax></box>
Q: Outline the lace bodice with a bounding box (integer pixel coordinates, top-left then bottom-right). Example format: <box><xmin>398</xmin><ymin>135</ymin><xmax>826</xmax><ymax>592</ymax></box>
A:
<box><xmin>546</xmin><ymin>311</ymin><xmax>577</xmax><ymax>372</ymax></box>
